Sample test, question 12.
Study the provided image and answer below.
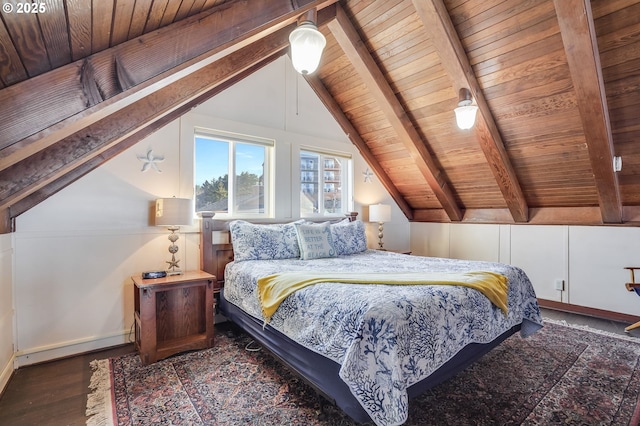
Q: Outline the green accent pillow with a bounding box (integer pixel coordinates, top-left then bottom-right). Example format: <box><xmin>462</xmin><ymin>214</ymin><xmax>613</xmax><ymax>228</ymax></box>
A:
<box><xmin>294</xmin><ymin>222</ymin><xmax>337</xmax><ymax>260</ymax></box>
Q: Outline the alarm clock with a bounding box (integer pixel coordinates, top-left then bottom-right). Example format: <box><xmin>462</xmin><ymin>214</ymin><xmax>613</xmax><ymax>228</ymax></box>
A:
<box><xmin>142</xmin><ymin>271</ymin><xmax>167</xmax><ymax>279</ymax></box>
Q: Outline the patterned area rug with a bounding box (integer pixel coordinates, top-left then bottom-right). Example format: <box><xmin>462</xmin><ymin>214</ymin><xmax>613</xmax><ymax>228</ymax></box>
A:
<box><xmin>87</xmin><ymin>320</ymin><xmax>640</xmax><ymax>425</ymax></box>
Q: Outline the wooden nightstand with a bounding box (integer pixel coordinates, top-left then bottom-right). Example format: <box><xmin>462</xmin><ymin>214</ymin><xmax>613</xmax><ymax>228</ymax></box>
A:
<box><xmin>132</xmin><ymin>270</ymin><xmax>215</xmax><ymax>365</ymax></box>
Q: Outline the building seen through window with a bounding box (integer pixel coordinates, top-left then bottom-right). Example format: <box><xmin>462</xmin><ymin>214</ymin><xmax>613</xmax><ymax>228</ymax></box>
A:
<box><xmin>300</xmin><ymin>150</ymin><xmax>351</xmax><ymax>216</ymax></box>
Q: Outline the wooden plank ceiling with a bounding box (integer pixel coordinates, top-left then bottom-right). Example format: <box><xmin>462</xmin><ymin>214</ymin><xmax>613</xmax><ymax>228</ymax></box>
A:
<box><xmin>1</xmin><ymin>0</ymin><xmax>640</xmax><ymax>233</ymax></box>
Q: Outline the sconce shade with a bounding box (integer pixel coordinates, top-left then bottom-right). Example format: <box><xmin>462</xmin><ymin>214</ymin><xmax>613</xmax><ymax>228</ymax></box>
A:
<box><xmin>155</xmin><ymin>198</ymin><xmax>194</xmax><ymax>226</ymax></box>
<box><xmin>454</xmin><ymin>88</ymin><xmax>478</xmax><ymax>130</ymax></box>
<box><xmin>289</xmin><ymin>21</ymin><xmax>326</xmax><ymax>75</ymax></box>
<box><xmin>369</xmin><ymin>204</ymin><xmax>391</xmax><ymax>223</ymax></box>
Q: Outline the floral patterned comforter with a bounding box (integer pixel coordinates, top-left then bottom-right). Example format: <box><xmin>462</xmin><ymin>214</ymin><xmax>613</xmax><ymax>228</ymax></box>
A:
<box><xmin>223</xmin><ymin>250</ymin><xmax>543</xmax><ymax>426</ymax></box>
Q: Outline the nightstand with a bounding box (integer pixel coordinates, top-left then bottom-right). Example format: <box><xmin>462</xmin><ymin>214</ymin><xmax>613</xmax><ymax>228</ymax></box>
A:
<box><xmin>132</xmin><ymin>270</ymin><xmax>215</xmax><ymax>365</ymax></box>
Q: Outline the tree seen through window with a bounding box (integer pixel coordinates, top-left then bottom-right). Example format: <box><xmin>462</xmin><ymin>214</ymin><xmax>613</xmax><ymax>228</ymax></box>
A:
<box><xmin>195</xmin><ymin>133</ymin><xmax>269</xmax><ymax>216</ymax></box>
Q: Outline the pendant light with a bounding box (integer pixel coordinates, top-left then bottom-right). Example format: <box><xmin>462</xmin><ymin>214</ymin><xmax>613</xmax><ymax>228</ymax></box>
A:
<box><xmin>454</xmin><ymin>88</ymin><xmax>478</xmax><ymax>130</ymax></box>
<box><xmin>289</xmin><ymin>10</ymin><xmax>326</xmax><ymax>75</ymax></box>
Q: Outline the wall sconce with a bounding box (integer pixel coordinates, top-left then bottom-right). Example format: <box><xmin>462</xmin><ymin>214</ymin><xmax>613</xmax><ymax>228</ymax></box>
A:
<box><xmin>155</xmin><ymin>197</ymin><xmax>194</xmax><ymax>275</ymax></box>
<box><xmin>289</xmin><ymin>9</ymin><xmax>326</xmax><ymax>75</ymax></box>
<box><xmin>369</xmin><ymin>203</ymin><xmax>391</xmax><ymax>250</ymax></box>
<box><xmin>454</xmin><ymin>88</ymin><xmax>478</xmax><ymax>130</ymax></box>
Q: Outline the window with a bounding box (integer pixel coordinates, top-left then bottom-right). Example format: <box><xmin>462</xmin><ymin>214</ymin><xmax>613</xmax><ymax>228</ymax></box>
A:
<box><xmin>300</xmin><ymin>149</ymin><xmax>352</xmax><ymax>217</ymax></box>
<box><xmin>194</xmin><ymin>129</ymin><xmax>273</xmax><ymax>217</ymax></box>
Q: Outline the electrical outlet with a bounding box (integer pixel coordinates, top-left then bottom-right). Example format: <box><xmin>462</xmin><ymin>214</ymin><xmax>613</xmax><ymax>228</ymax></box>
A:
<box><xmin>554</xmin><ymin>279</ymin><xmax>564</xmax><ymax>291</ymax></box>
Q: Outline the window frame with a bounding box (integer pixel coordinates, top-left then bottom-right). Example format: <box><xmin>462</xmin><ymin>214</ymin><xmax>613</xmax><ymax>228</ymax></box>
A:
<box><xmin>194</xmin><ymin>127</ymin><xmax>274</xmax><ymax>219</ymax></box>
<box><xmin>299</xmin><ymin>146</ymin><xmax>353</xmax><ymax>218</ymax></box>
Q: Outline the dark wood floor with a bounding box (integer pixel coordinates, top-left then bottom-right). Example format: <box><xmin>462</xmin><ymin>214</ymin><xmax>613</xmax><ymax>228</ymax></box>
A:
<box><xmin>0</xmin><ymin>309</ymin><xmax>638</xmax><ymax>425</ymax></box>
<box><xmin>0</xmin><ymin>344</ymin><xmax>134</xmax><ymax>426</ymax></box>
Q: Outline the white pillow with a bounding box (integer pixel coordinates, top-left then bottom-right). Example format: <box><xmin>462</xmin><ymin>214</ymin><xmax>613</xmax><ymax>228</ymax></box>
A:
<box><xmin>294</xmin><ymin>222</ymin><xmax>337</xmax><ymax>260</ymax></box>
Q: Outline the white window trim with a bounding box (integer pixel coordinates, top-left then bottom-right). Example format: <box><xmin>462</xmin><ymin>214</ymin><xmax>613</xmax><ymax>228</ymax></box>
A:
<box><xmin>194</xmin><ymin>128</ymin><xmax>275</xmax><ymax>219</ymax></box>
<box><xmin>299</xmin><ymin>145</ymin><xmax>353</xmax><ymax>218</ymax></box>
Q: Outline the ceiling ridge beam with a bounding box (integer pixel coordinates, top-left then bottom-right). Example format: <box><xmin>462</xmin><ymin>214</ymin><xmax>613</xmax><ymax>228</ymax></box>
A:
<box><xmin>412</xmin><ymin>0</ymin><xmax>529</xmax><ymax>223</ymax></box>
<box><xmin>554</xmin><ymin>0</ymin><xmax>622</xmax><ymax>223</ymax></box>
<box><xmin>0</xmin><ymin>0</ymin><xmax>339</xmax><ymax>172</ymax></box>
<box><xmin>412</xmin><ymin>207</ymin><xmax>605</xmax><ymax>225</ymax></box>
<box><xmin>328</xmin><ymin>4</ymin><xmax>462</xmax><ymax>221</ymax></box>
<box><xmin>304</xmin><ymin>73</ymin><xmax>414</xmax><ymax>220</ymax></box>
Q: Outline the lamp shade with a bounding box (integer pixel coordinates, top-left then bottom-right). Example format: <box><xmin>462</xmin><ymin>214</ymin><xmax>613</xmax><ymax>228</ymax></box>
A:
<box><xmin>369</xmin><ymin>204</ymin><xmax>391</xmax><ymax>223</ymax></box>
<box><xmin>289</xmin><ymin>22</ymin><xmax>326</xmax><ymax>75</ymax></box>
<box><xmin>454</xmin><ymin>105</ymin><xmax>478</xmax><ymax>129</ymax></box>
<box><xmin>155</xmin><ymin>198</ymin><xmax>194</xmax><ymax>226</ymax></box>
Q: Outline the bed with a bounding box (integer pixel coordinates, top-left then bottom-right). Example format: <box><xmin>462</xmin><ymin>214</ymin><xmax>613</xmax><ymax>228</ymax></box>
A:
<box><xmin>200</xmin><ymin>212</ymin><xmax>543</xmax><ymax>426</ymax></box>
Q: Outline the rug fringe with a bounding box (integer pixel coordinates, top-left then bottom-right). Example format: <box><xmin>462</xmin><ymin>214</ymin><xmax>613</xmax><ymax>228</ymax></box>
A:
<box><xmin>543</xmin><ymin>317</ymin><xmax>640</xmax><ymax>343</ymax></box>
<box><xmin>86</xmin><ymin>359</ymin><xmax>114</xmax><ymax>426</ymax></box>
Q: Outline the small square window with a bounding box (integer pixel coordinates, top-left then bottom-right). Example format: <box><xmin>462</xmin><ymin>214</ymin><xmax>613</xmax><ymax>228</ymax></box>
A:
<box><xmin>195</xmin><ymin>130</ymin><xmax>273</xmax><ymax>218</ymax></box>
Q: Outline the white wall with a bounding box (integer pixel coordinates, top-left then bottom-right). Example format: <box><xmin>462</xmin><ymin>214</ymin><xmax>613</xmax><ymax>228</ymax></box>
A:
<box><xmin>13</xmin><ymin>120</ymin><xmax>193</xmax><ymax>366</ymax></box>
<box><xmin>0</xmin><ymin>233</ymin><xmax>14</xmax><ymax>393</ymax></box>
<box><xmin>10</xmin><ymin>55</ymin><xmax>410</xmax><ymax>367</ymax></box>
<box><xmin>411</xmin><ymin>222</ymin><xmax>640</xmax><ymax>316</ymax></box>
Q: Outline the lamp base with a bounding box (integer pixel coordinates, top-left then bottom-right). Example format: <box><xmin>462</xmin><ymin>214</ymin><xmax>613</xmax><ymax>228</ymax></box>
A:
<box><xmin>165</xmin><ymin>251</ymin><xmax>182</xmax><ymax>276</ymax></box>
<box><xmin>377</xmin><ymin>222</ymin><xmax>385</xmax><ymax>250</ymax></box>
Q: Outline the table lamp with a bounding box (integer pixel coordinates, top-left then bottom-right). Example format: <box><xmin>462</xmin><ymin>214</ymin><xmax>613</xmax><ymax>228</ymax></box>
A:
<box><xmin>155</xmin><ymin>197</ymin><xmax>194</xmax><ymax>275</ymax></box>
<box><xmin>369</xmin><ymin>204</ymin><xmax>391</xmax><ymax>250</ymax></box>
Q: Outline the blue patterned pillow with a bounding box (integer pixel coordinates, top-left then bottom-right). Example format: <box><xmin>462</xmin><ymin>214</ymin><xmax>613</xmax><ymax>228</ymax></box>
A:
<box><xmin>229</xmin><ymin>220</ymin><xmax>302</xmax><ymax>262</ymax></box>
<box><xmin>294</xmin><ymin>222</ymin><xmax>337</xmax><ymax>260</ymax></box>
<box><xmin>331</xmin><ymin>219</ymin><xmax>367</xmax><ymax>255</ymax></box>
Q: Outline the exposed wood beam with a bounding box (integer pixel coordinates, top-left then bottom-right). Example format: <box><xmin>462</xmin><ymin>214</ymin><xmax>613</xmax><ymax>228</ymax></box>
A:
<box><xmin>623</xmin><ymin>206</ymin><xmax>640</xmax><ymax>223</ymax></box>
<box><xmin>554</xmin><ymin>0</ymin><xmax>622</xmax><ymax>223</ymax></box>
<box><xmin>412</xmin><ymin>207</ymin><xmax>605</xmax><ymax>225</ymax></box>
<box><xmin>0</xmin><ymin>0</ymin><xmax>339</xmax><ymax>172</ymax></box>
<box><xmin>10</xmin><ymin>53</ymin><xmax>286</xmax><ymax>219</ymax></box>
<box><xmin>304</xmin><ymin>74</ymin><xmax>414</xmax><ymax>220</ymax></box>
<box><xmin>412</xmin><ymin>0</ymin><xmax>528</xmax><ymax>223</ymax></box>
<box><xmin>328</xmin><ymin>4</ymin><xmax>462</xmax><ymax>221</ymax></box>
<box><xmin>411</xmin><ymin>209</ymin><xmax>451</xmax><ymax>223</ymax></box>
<box><xmin>0</xmin><ymin>26</ymin><xmax>298</xmax><ymax>212</ymax></box>
<box><xmin>0</xmin><ymin>208</ymin><xmax>12</xmax><ymax>234</ymax></box>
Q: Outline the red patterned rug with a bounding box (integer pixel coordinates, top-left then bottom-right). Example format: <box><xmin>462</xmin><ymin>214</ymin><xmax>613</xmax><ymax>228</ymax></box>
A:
<box><xmin>87</xmin><ymin>320</ymin><xmax>640</xmax><ymax>425</ymax></box>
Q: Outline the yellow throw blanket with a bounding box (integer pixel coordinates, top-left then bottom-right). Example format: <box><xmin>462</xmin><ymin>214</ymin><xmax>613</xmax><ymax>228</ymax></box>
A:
<box><xmin>257</xmin><ymin>271</ymin><xmax>508</xmax><ymax>323</ymax></box>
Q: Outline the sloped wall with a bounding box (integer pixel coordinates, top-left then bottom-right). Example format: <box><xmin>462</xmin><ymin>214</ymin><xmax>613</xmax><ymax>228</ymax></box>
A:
<box><xmin>11</xmin><ymin>56</ymin><xmax>410</xmax><ymax>366</ymax></box>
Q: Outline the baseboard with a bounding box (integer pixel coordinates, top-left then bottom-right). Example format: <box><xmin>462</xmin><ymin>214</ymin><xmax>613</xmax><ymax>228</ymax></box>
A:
<box><xmin>538</xmin><ymin>298</ymin><xmax>640</xmax><ymax>324</ymax></box>
<box><xmin>15</xmin><ymin>329</ymin><xmax>130</xmax><ymax>367</ymax></box>
<box><xmin>0</xmin><ymin>352</ymin><xmax>16</xmax><ymax>397</ymax></box>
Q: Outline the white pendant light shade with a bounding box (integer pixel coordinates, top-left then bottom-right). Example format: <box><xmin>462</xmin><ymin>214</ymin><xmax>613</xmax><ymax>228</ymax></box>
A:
<box><xmin>289</xmin><ymin>22</ymin><xmax>326</xmax><ymax>75</ymax></box>
<box><xmin>454</xmin><ymin>105</ymin><xmax>478</xmax><ymax>129</ymax></box>
<box><xmin>454</xmin><ymin>88</ymin><xmax>478</xmax><ymax>130</ymax></box>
